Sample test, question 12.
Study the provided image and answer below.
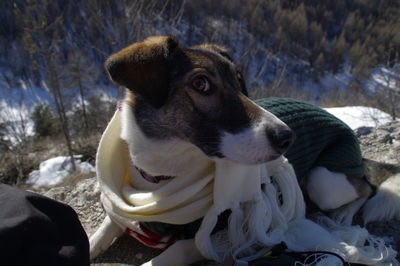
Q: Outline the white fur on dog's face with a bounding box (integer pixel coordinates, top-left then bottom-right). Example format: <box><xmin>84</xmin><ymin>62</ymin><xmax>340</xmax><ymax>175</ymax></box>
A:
<box><xmin>120</xmin><ymin>103</ymin><xmax>211</xmax><ymax>176</ymax></box>
<box><xmin>220</xmin><ymin>107</ymin><xmax>288</xmax><ymax>164</ymax></box>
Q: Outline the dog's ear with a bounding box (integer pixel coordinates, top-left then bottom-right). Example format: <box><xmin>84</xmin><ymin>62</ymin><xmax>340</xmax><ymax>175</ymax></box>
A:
<box><xmin>105</xmin><ymin>36</ymin><xmax>179</xmax><ymax>108</ymax></box>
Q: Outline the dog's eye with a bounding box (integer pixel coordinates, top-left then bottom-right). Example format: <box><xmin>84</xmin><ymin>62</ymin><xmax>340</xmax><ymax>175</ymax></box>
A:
<box><xmin>191</xmin><ymin>76</ymin><xmax>210</xmax><ymax>93</ymax></box>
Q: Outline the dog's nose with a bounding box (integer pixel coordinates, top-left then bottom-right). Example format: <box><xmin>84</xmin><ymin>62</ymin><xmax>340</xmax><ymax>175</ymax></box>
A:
<box><xmin>267</xmin><ymin>127</ymin><xmax>296</xmax><ymax>154</ymax></box>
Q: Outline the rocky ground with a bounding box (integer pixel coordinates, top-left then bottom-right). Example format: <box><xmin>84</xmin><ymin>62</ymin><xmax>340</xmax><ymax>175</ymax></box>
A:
<box><xmin>357</xmin><ymin>121</ymin><xmax>400</xmax><ymax>253</ymax></box>
<box><xmin>40</xmin><ymin>121</ymin><xmax>400</xmax><ymax>266</ymax></box>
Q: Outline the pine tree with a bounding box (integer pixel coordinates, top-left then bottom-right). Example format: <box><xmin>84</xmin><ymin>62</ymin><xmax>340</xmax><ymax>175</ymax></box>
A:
<box><xmin>331</xmin><ymin>33</ymin><xmax>348</xmax><ymax>73</ymax></box>
<box><xmin>309</xmin><ymin>21</ymin><xmax>323</xmax><ymax>47</ymax></box>
<box><xmin>349</xmin><ymin>41</ymin><xmax>363</xmax><ymax>72</ymax></box>
<box><xmin>314</xmin><ymin>53</ymin><xmax>325</xmax><ymax>77</ymax></box>
<box><xmin>287</xmin><ymin>4</ymin><xmax>308</xmax><ymax>50</ymax></box>
<box><xmin>31</xmin><ymin>104</ymin><xmax>57</xmax><ymax>137</ymax></box>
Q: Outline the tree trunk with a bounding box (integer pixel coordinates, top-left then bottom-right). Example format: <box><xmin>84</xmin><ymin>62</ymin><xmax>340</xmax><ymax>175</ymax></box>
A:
<box><xmin>77</xmin><ymin>66</ymin><xmax>89</xmax><ymax>131</ymax></box>
<box><xmin>46</xmin><ymin>55</ymin><xmax>76</xmax><ymax>171</ymax></box>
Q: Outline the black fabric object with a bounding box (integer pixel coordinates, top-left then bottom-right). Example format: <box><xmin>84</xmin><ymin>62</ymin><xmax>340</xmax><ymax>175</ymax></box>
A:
<box><xmin>140</xmin><ymin>209</ymin><xmax>231</xmax><ymax>239</ymax></box>
<box><xmin>0</xmin><ymin>184</ymin><xmax>90</xmax><ymax>266</ymax></box>
<box><xmin>248</xmin><ymin>242</ymin><xmax>367</xmax><ymax>266</ymax></box>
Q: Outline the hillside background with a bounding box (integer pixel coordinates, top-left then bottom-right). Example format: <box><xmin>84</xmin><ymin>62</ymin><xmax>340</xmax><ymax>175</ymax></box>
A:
<box><xmin>0</xmin><ymin>0</ymin><xmax>399</xmax><ymax>185</ymax></box>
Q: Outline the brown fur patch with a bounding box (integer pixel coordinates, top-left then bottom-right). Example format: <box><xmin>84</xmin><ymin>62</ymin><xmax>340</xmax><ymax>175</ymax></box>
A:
<box><xmin>346</xmin><ymin>176</ymin><xmax>373</xmax><ymax>198</ymax></box>
<box><xmin>105</xmin><ymin>36</ymin><xmax>179</xmax><ymax>108</ymax></box>
<box><xmin>363</xmin><ymin>158</ymin><xmax>400</xmax><ymax>186</ymax></box>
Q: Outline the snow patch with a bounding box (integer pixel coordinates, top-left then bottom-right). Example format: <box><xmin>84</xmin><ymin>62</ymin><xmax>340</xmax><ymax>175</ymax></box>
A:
<box><xmin>371</xmin><ymin>67</ymin><xmax>400</xmax><ymax>91</ymax></box>
<box><xmin>324</xmin><ymin>106</ymin><xmax>397</xmax><ymax>129</ymax></box>
<box><xmin>26</xmin><ymin>155</ymin><xmax>95</xmax><ymax>188</ymax></box>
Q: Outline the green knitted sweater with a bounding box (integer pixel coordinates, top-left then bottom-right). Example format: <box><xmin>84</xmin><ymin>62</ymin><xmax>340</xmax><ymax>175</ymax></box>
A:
<box><xmin>141</xmin><ymin>97</ymin><xmax>365</xmax><ymax>240</ymax></box>
<box><xmin>255</xmin><ymin>97</ymin><xmax>365</xmax><ymax>180</ymax></box>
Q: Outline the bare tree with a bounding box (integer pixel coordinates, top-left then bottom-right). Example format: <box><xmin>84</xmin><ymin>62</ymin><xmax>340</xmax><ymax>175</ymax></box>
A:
<box><xmin>14</xmin><ymin>0</ymin><xmax>76</xmax><ymax>171</ymax></box>
<box><xmin>61</xmin><ymin>46</ymin><xmax>99</xmax><ymax>133</ymax></box>
<box><xmin>375</xmin><ymin>67</ymin><xmax>400</xmax><ymax>120</ymax></box>
<box><xmin>0</xmin><ymin>99</ymin><xmax>31</xmax><ymax>184</ymax></box>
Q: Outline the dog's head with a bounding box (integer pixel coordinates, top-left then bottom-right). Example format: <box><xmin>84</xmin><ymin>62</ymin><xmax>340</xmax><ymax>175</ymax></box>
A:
<box><xmin>105</xmin><ymin>36</ymin><xmax>295</xmax><ymax>164</ymax></box>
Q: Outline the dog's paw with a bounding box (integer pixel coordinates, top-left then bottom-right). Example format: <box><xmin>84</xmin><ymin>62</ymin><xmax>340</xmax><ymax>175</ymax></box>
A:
<box><xmin>89</xmin><ymin>216</ymin><xmax>123</xmax><ymax>260</ymax></box>
<box><xmin>89</xmin><ymin>236</ymin><xmax>111</xmax><ymax>260</ymax></box>
<box><xmin>331</xmin><ymin>208</ymin><xmax>353</xmax><ymax>225</ymax></box>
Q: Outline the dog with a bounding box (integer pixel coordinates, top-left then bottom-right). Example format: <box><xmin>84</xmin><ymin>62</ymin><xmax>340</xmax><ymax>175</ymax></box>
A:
<box><xmin>89</xmin><ymin>36</ymin><xmax>400</xmax><ymax>265</ymax></box>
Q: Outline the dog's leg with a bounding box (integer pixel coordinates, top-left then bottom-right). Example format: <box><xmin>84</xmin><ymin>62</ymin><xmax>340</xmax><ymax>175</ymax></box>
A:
<box><xmin>306</xmin><ymin>167</ymin><xmax>372</xmax><ymax>224</ymax></box>
<box><xmin>363</xmin><ymin>173</ymin><xmax>400</xmax><ymax>224</ymax></box>
<box><xmin>307</xmin><ymin>167</ymin><xmax>360</xmax><ymax>211</ymax></box>
<box><xmin>89</xmin><ymin>215</ymin><xmax>123</xmax><ymax>260</ymax></box>
<box><xmin>141</xmin><ymin>239</ymin><xmax>204</xmax><ymax>266</ymax></box>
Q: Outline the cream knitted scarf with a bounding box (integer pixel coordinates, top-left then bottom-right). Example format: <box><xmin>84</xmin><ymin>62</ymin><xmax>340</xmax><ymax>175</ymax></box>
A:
<box><xmin>97</xmin><ymin>106</ymin><xmax>398</xmax><ymax>265</ymax></box>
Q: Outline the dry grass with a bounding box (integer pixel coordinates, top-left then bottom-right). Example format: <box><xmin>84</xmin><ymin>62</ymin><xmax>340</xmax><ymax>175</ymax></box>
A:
<box><xmin>0</xmin><ymin>133</ymin><xmax>101</xmax><ymax>186</ymax></box>
<box><xmin>248</xmin><ymin>80</ymin><xmax>380</xmax><ymax>111</ymax></box>
<box><xmin>317</xmin><ymin>86</ymin><xmax>370</xmax><ymax>108</ymax></box>
<box><xmin>249</xmin><ymin>80</ymin><xmax>314</xmax><ymax>103</ymax></box>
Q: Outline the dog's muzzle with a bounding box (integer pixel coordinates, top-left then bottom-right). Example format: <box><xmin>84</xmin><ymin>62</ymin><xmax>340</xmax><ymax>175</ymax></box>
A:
<box><xmin>267</xmin><ymin>126</ymin><xmax>296</xmax><ymax>154</ymax></box>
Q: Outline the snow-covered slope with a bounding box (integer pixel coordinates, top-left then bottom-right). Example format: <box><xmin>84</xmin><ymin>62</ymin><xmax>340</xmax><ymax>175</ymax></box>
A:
<box><xmin>325</xmin><ymin>106</ymin><xmax>397</xmax><ymax>130</ymax></box>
